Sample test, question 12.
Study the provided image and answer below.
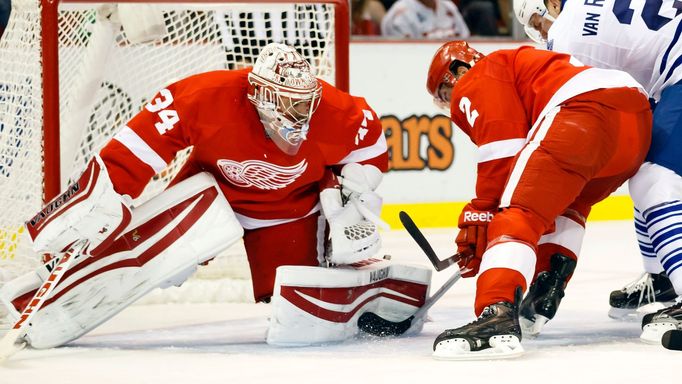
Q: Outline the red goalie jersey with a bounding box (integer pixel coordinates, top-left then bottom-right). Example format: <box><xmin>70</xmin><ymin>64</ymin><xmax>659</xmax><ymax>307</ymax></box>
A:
<box><xmin>100</xmin><ymin>69</ymin><xmax>388</xmax><ymax>230</ymax></box>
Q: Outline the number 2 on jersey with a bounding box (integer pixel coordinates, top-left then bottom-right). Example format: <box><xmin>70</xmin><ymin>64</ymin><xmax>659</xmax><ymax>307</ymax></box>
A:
<box><xmin>459</xmin><ymin>97</ymin><xmax>479</xmax><ymax>127</ymax></box>
<box><xmin>145</xmin><ymin>88</ymin><xmax>180</xmax><ymax>135</ymax></box>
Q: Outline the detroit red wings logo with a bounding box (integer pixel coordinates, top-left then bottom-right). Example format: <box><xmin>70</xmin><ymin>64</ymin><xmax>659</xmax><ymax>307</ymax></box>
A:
<box><xmin>217</xmin><ymin>159</ymin><xmax>308</xmax><ymax>190</ymax></box>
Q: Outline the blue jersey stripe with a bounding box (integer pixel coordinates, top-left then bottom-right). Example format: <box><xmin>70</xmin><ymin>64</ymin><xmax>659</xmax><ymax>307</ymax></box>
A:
<box><xmin>661</xmin><ymin>17</ymin><xmax>682</xmax><ymax>81</ymax></box>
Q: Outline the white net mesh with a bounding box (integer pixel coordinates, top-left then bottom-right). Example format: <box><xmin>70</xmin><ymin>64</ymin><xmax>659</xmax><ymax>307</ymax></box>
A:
<box><xmin>0</xmin><ymin>0</ymin><xmax>343</xmax><ymax>303</ymax></box>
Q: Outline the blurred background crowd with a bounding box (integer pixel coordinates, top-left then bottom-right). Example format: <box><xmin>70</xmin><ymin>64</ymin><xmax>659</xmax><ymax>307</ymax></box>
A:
<box><xmin>0</xmin><ymin>0</ymin><xmax>521</xmax><ymax>44</ymax></box>
<box><xmin>351</xmin><ymin>0</ymin><xmax>515</xmax><ymax>38</ymax></box>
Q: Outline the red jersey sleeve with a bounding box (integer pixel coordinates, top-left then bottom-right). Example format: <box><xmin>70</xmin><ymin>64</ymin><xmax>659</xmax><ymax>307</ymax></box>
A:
<box><xmin>99</xmin><ymin>76</ymin><xmax>199</xmax><ymax>198</ymax></box>
<box><xmin>312</xmin><ymin>81</ymin><xmax>388</xmax><ymax>172</ymax></box>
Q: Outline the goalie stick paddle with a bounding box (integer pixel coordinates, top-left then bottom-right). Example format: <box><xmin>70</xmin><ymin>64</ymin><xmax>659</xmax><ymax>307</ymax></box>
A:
<box><xmin>358</xmin><ymin>268</ymin><xmax>461</xmax><ymax>337</ymax></box>
<box><xmin>662</xmin><ymin>329</ymin><xmax>682</xmax><ymax>351</ymax></box>
<box><xmin>0</xmin><ymin>240</ymin><xmax>87</xmax><ymax>362</ymax></box>
<box><xmin>398</xmin><ymin>211</ymin><xmax>460</xmax><ymax>271</ymax></box>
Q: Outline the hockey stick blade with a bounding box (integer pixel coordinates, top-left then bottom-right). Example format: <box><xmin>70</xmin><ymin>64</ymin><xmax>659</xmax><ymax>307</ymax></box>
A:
<box><xmin>358</xmin><ymin>312</ymin><xmax>413</xmax><ymax>337</ymax></box>
<box><xmin>398</xmin><ymin>211</ymin><xmax>460</xmax><ymax>271</ymax></box>
<box><xmin>358</xmin><ymin>269</ymin><xmax>461</xmax><ymax>337</ymax></box>
<box><xmin>662</xmin><ymin>329</ymin><xmax>682</xmax><ymax>351</ymax></box>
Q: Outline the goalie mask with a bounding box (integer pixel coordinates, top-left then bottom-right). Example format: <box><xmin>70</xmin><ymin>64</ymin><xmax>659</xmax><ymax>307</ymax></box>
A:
<box><xmin>248</xmin><ymin>43</ymin><xmax>322</xmax><ymax>155</ymax></box>
<box><xmin>426</xmin><ymin>41</ymin><xmax>484</xmax><ymax>111</ymax></box>
<box><xmin>513</xmin><ymin>0</ymin><xmax>555</xmax><ymax>44</ymax></box>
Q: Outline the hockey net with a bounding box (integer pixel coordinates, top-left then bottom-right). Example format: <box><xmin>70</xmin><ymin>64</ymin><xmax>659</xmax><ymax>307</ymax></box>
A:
<box><xmin>0</xmin><ymin>0</ymin><xmax>348</xmax><ymax>305</ymax></box>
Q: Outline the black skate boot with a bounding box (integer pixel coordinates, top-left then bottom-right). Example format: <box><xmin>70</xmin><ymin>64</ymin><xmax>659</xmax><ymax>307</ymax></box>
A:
<box><xmin>608</xmin><ymin>272</ymin><xmax>677</xmax><ymax>320</ymax></box>
<box><xmin>519</xmin><ymin>253</ymin><xmax>576</xmax><ymax>336</ymax></box>
<box><xmin>433</xmin><ymin>288</ymin><xmax>523</xmax><ymax>360</ymax></box>
<box><xmin>640</xmin><ymin>299</ymin><xmax>682</xmax><ymax>343</ymax></box>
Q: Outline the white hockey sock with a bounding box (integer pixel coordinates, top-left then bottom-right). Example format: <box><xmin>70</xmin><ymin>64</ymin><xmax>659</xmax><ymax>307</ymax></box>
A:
<box><xmin>635</xmin><ymin>207</ymin><xmax>663</xmax><ymax>274</ymax></box>
<box><xmin>644</xmin><ymin>201</ymin><xmax>682</xmax><ymax>294</ymax></box>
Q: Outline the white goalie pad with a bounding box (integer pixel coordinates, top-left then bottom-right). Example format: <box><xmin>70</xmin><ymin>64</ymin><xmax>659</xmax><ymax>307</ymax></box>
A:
<box><xmin>266</xmin><ymin>259</ymin><xmax>432</xmax><ymax>346</ymax></box>
<box><xmin>0</xmin><ymin>172</ymin><xmax>243</xmax><ymax>349</ymax></box>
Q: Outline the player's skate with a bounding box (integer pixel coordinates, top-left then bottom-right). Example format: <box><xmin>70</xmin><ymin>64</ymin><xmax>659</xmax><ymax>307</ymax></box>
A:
<box><xmin>519</xmin><ymin>253</ymin><xmax>576</xmax><ymax>336</ymax></box>
<box><xmin>640</xmin><ymin>298</ymin><xmax>682</xmax><ymax>343</ymax></box>
<box><xmin>608</xmin><ymin>272</ymin><xmax>677</xmax><ymax>321</ymax></box>
<box><xmin>433</xmin><ymin>289</ymin><xmax>523</xmax><ymax>360</ymax></box>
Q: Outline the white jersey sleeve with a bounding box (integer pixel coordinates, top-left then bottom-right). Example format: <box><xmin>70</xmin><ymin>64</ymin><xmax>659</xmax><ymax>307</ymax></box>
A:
<box><xmin>547</xmin><ymin>0</ymin><xmax>682</xmax><ymax>101</ymax></box>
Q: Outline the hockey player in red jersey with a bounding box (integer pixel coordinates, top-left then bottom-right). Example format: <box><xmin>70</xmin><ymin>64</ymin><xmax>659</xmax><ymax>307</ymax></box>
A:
<box><xmin>0</xmin><ymin>43</ymin><xmax>433</xmax><ymax>353</ymax></box>
<box><xmin>426</xmin><ymin>41</ymin><xmax>652</xmax><ymax>359</ymax></box>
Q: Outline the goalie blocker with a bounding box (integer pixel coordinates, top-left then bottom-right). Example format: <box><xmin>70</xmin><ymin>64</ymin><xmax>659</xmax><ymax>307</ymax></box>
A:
<box><xmin>0</xmin><ymin>172</ymin><xmax>243</xmax><ymax>349</ymax></box>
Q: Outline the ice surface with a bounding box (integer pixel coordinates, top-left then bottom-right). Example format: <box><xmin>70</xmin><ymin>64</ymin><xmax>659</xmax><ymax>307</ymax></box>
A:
<box><xmin>1</xmin><ymin>221</ymin><xmax>678</xmax><ymax>383</ymax></box>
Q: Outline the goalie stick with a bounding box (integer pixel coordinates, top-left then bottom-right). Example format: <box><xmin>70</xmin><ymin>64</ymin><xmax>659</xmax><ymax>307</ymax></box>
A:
<box><xmin>662</xmin><ymin>329</ymin><xmax>682</xmax><ymax>351</ymax></box>
<box><xmin>357</xmin><ymin>211</ymin><xmax>463</xmax><ymax>336</ymax></box>
<box><xmin>0</xmin><ymin>240</ymin><xmax>87</xmax><ymax>362</ymax></box>
<box><xmin>358</xmin><ymin>268</ymin><xmax>461</xmax><ymax>336</ymax></box>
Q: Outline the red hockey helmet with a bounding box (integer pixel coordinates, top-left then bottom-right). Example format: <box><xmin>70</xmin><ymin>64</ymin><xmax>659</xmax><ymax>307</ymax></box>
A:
<box><xmin>426</xmin><ymin>41</ymin><xmax>484</xmax><ymax>108</ymax></box>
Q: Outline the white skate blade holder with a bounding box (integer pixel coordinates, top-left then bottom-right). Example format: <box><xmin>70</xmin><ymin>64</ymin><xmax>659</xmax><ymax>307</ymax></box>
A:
<box><xmin>608</xmin><ymin>301</ymin><xmax>668</xmax><ymax>322</ymax></box>
<box><xmin>432</xmin><ymin>335</ymin><xmax>524</xmax><ymax>361</ymax></box>
<box><xmin>641</xmin><ymin>321</ymin><xmax>678</xmax><ymax>344</ymax></box>
<box><xmin>520</xmin><ymin>314</ymin><xmax>549</xmax><ymax>337</ymax></box>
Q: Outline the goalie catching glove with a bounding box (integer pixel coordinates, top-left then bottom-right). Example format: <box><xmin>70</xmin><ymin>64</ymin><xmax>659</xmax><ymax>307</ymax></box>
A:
<box><xmin>320</xmin><ymin>163</ymin><xmax>387</xmax><ymax>265</ymax></box>
<box><xmin>25</xmin><ymin>155</ymin><xmax>132</xmax><ymax>257</ymax></box>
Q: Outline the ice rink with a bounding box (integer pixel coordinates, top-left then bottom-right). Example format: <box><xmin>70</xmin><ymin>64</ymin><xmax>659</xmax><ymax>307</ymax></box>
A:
<box><xmin>1</xmin><ymin>220</ymin><xmax>679</xmax><ymax>384</ymax></box>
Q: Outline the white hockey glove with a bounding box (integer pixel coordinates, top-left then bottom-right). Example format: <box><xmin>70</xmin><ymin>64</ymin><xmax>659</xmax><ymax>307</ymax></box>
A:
<box><xmin>25</xmin><ymin>155</ymin><xmax>132</xmax><ymax>257</ymax></box>
<box><xmin>320</xmin><ymin>164</ymin><xmax>388</xmax><ymax>265</ymax></box>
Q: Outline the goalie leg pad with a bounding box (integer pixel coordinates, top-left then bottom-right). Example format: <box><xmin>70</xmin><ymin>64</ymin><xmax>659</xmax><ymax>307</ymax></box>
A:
<box><xmin>0</xmin><ymin>172</ymin><xmax>243</xmax><ymax>349</ymax></box>
<box><xmin>266</xmin><ymin>259</ymin><xmax>432</xmax><ymax>346</ymax></box>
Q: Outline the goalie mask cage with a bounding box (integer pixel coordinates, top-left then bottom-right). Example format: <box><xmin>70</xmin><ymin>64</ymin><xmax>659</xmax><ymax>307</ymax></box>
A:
<box><xmin>0</xmin><ymin>0</ymin><xmax>349</xmax><ymax>303</ymax></box>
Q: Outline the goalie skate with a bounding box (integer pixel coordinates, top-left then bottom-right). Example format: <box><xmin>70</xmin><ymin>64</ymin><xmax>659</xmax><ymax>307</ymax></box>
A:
<box><xmin>432</xmin><ymin>298</ymin><xmax>524</xmax><ymax>360</ymax></box>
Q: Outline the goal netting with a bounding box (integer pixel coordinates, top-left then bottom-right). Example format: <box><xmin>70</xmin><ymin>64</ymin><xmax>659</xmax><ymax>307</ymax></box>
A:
<box><xmin>0</xmin><ymin>0</ymin><xmax>348</xmax><ymax>306</ymax></box>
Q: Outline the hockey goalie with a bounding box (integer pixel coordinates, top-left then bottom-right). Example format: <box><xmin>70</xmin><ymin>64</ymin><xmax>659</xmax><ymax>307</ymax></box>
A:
<box><xmin>0</xmin><ymin>43</ymin><xmax>431</xmax><ymax>352</ymax></box>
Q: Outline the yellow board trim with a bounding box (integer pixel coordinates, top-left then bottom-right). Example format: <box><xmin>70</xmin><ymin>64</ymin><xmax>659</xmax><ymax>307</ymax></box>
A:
<box><xmin>381</xmin><ymin>195</ymin><xmax>634</xmax><ymax>229</ymax></box>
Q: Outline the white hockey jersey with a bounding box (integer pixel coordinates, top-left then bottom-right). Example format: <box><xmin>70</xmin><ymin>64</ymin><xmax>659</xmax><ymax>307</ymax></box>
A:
<box><xmin>547</xmin><ymin>0</ymin><xmax>682</xmax><ymax>101</ymax></box>
<box><xmin>381</xmin><ymin>0</ymin><xmax>470</xmax><ymax>39</ymax></box>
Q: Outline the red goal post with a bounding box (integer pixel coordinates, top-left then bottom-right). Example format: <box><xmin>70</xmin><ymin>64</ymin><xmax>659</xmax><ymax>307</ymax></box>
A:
<box><xmin>0</xmin><ymin>0</ymin><xmax>349</xmax><ymax>299</ymax></box>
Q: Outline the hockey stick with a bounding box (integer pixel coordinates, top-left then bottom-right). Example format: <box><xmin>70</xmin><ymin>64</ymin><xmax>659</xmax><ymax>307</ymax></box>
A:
<box><xmin>0</xmin><ymin>240</ymin><xmax>87</xmax><ymax>362</ymax></box>
<box><xmin>358</xmin><ymin>268</ymin><xmax>461</xmax><ymax>336</ymax></box>
<box><xmin>662</xmin><ymin>329</ymin><xmax>682</xmax><ymax>351</ymax></box>
<box><xmin>398</xmin><ymin>211</ymin><xmax>461</xmax><ymax>271</ymax></box>
<box><xmin>357</xmin><ymin>211</ymin><xmax>464</xmax><ymax>336</ymax></box>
